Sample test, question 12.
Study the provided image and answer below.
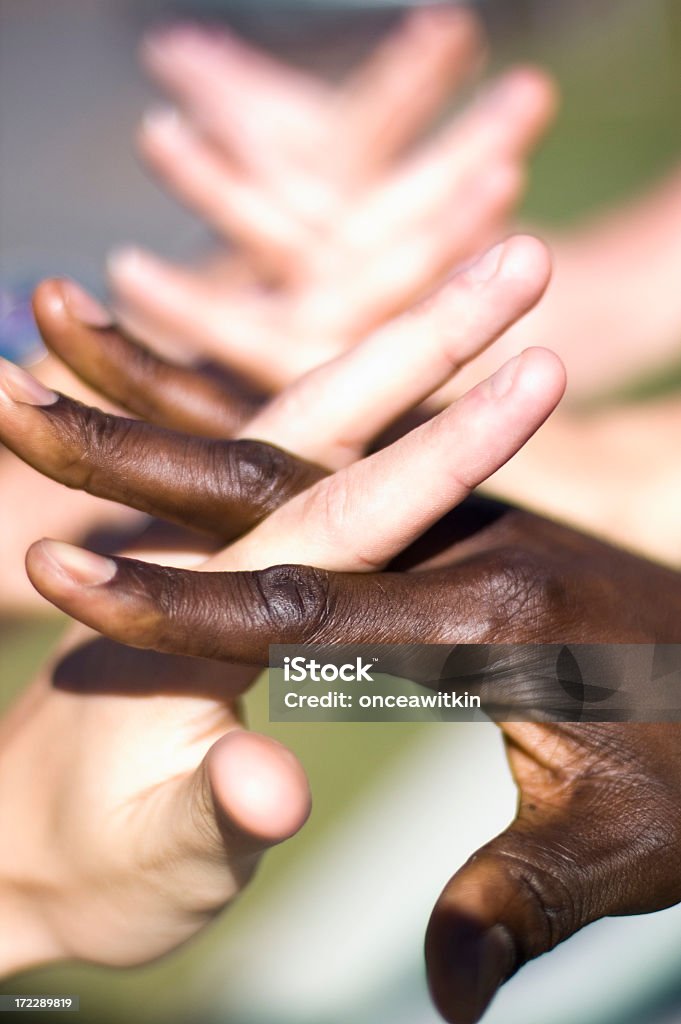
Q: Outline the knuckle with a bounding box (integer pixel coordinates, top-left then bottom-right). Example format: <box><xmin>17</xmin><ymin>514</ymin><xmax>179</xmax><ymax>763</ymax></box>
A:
<box><xmin>305</xmin><ymin>473</ymin><xmax>383</xmax><ymax>571</ymax></box>
<box><xmin>43</xmin><ymin>399</ymin><xmax>135</xmax><ymax>491</ymax></box>
<box><xmin>253</xmin><ymin>564</ymin><xmax>331</xmax><ymax>641</ymax></box>
<box><xmin>479</xmin><ymin>548</ymin><xmax>567</xmax><ymax>640</ymax></box>
<box><xmin>482</xmin><ymin>835</ymin><xmax>586</xmax><ymax>959</ymax></box>
<box><xmin>224</xmin><ymin>439</ymin><xmax>313</xmax><ymax>519</ymax></box>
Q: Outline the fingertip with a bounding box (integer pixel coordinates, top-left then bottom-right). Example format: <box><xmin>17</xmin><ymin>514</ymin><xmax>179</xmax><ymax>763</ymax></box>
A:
<box><xmin>32</xmin><ymin>278</ymin><xmax>70</xmax><ymax>329</ymax></box>
<box><xmin>33</xmin><ymin>278</ymin><xmax>114</xmax><ymax>335</ymax></box>
<box><xmin>139</xmin><ymin>22</ymin><xmax>195</xmax><ymax>71</ymax></box>
<box><xmin>504</xmin><ymin>64</ymin><xmax>560</xmax><ymax>116</ymax></box>
<box><xmin>521</xmin><ymin>65</ymin><xmax>561</xmax><ymax>118</ymax></box>
<box><xmin>425</xmin><ymin>911</ymin><xmax>513</xmax><ymax>1024</ymax></box>
<box><xmin>461</xmin><ymin>233</ymin><xmax>551</xmax><ymax>310</ymax></box>
<box><xmin>515</xmin><ymin>345</ymin><xmax>567</xmax><ymax>406</ymax></box>
<box><xmin>138</xmin><ymin>105</ymin><xmax>190</xmax><ymax>155</ymax></box>
<box><xmin>107</xmin><ymin>247</ymin><xmax>159</xmax><ymax>298</ymax></box>
<box><xmin>25</xmin><ymin>538</ymin><xmax>68</xmax><ymax>605</ymax></box>
<box><xmin>0</xmin><ymin>355</ymin><xmax>58</xmax><ymax>409</ymax></box>
<box><xmin>26</xmin><ymin>539</ymin><xmax>117</xmax><ymax>593</ymax></box>
<box><xmin>209</xmin><ymin>730</ymin><xmax>311</xmax><ymax>848</ymax></box>
<box><xmin>483</xmin><ymin>347</ymin><xmax>565</xmax><ymax>414</ymax></box>
<box><xmin>407</xmin><ymin>3</ymin><xmax>482</xmax><ymax>42</ymax></box>
<box><xmin>499</xmin><ymin>233</ymin><xmax>553</xmax><ymax>295</ymax></box>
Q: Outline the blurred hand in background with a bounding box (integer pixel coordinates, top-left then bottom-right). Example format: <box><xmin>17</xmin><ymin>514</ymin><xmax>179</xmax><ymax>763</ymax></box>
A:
<box><xmin>110</xmin><ymin>7</ymin><xmax>554</xmax><ymax>382</ymax></box>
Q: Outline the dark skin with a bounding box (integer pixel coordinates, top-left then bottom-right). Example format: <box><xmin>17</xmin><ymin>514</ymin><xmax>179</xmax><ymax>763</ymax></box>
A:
<box><xmin>3</xmin><ymin>289</ymin><xmax>681</xmax><ymax>1024</ymax></box>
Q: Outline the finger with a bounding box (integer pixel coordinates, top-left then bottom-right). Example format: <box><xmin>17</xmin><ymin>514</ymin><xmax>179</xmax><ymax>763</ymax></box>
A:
<box><xmin>309</xmin><ymin>164</ymin><xmax>523</xmax><ymax>341</ymax></box>
<box><xmin>221</xmin><ymin>347</ymin><xmax>566</xmax><ymax>572</ymax></box>
<box><xmin>25</xmin><ymin>350</ymin><xmax>566</xmax><ymax>655</ymax></box>
<box><xmin>137</xmin><ymin>109</ymin><xmax>315</xmax><ymax>276</ymax></box>
<box><xmin>137</xmin><ymin>728</ymin><xmax>311</xmax><ymax>924</ymax></box>
<box><xmin>0</xmin><ymin>357</ymin><xmax>323</xmax><ymax>538</ymax></box>
<box><xmin>248</xmin><ymin>235</ymin><xmax>552</xmax><ymax>468</ymax></box>
<box><xmin>339</xmin><ymin>6</ymin><xmax>486</xmax><ymax>177</ymax></box>
<box><xmin>28</xmin><ymin>238</ymin><xmax>550</xmax><ymax>525</ymax></box>
<box><xmin>424</xmin><ymin>722</ymin><xmax>680</xmax><ymax>1024</ymax></box>
<box><xmin>107</xmin><ymin>249</ymin><xmax>297</xmax><ymax>387</ymax></box>
<box><xmin>33</xmin><ymin>279</ymin><xmax>257</xmax><ymax>436</ymax></box>
<box><xmin>341</xmin><ymin>67</ymin><xmax>558</xmax><ymax>254</ymax></box>
<box><xmin>142</xmin><ymin>23</ymin><xmax>328</xmax><ymax>168</ymax></box>
<box><xmin>23</xmin><ymin>530</ymin><xmax>544</xmax><ymax>657</ymax></box>
<box><xmin>141</xmin><ymin>29</ymin><xmax>338</xmax><ymax>229</ymax></box>
<box><xmin>170</xmin><ymin>729</ymin><xmax>311</xmax><ymax>869</ymax></box>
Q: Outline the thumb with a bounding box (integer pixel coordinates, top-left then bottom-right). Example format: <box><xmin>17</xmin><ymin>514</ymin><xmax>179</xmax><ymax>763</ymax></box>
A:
<box><xmin>162</xmin><ymin>730</ymin><xmax>311</xmax><ymax>909</ymax></box>
<box><xmin>425</xmin><ymin>793</ymin><xmax>621</xmax><ymax>1024</ymax></box>
<box><xmin>204</xmin><ymin>729</ymin><xmax>312</xmax><ymax>853</ymax></box>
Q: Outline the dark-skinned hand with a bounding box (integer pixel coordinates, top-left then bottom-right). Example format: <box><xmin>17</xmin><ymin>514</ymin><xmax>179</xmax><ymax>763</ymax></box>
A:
<box><xmin>2</xmin><ymin>263</ymin><xmax>681</xmax><ymax>1021</ymax></box>
<box><xmin>0</xmin><ymin>238</ymin><xmax>566</xmax><ymax>981</ymax></box>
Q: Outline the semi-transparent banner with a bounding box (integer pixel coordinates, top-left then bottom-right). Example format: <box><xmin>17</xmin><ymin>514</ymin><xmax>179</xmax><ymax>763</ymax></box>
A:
<box><xmin>269</xmin><ymin>644</ymin><xmax>681</xmax><ymax>722</ymax></box>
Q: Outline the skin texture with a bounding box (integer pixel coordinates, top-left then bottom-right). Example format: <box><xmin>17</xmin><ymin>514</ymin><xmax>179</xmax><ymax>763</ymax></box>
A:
<box><xmin>0</xmin><ymin>14</ymin><xmax>554</xmax><ymax>614</ymax></box>
<box><xmin>122</xmin><ymin>12</ymin><xmax>681</xmax><ymax>570</ymax></box>
<box><xmin>0</xmin><ymin>238</ymin><xmax>566</xmax><ymax>984</ymax></box>
<box><xmin>2</xmin><ymin>271</ymin><xmax>681</xmax><ymax>1022</ymax></box>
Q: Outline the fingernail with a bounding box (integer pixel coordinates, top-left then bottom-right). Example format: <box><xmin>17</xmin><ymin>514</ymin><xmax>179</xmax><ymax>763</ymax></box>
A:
<box><xmin>488</xmin><ymin>353</ymin><xmax>522</xmax><ymax>398</ymax></box>
<box><xmin>466</xmin><ymin>242</ymin><xmax>506</xmax><ymax>284</ymax></box>
<box><xmin>439</xmin><ymin>920</ymin><xmax>514</xmax><ymax>1023</ymax></box>
<box><xmin>0</xmin><ymin>358</ymin><xmax>58</xmax><ymax>407</ymax></box>
<box><xmin>61</xmin><ymin>280</ymin><xmax>113</xmax><ymax>328</ymax></box>
<box><xmin>39</xmin><ymin>540</ymin><xmax>117</xmax><ymax>587</ymax></box>
<box><xmin>473</xmin><ymin>926</ymin><xmax>514</xmax><ymax>1017</ymax></box>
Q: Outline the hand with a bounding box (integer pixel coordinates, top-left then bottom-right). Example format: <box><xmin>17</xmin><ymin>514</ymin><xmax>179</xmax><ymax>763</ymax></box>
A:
<box><xmin>0</xmin><ymin>18</ymin><xmax>555</xmax><ymax>614</ymax></box>
<box><xmin>0</xmin><ymin>236</ymin><xmax>560</xmax><ymax>976</ymax></box>
<box><xmin>141</xmin><ymin>7</ymin><xmax>486</xmax><ymax>206</ymax></box>
<box><xmin>109</xmin><ymin>16</ymin><xmax>556</xmax><ymax>387</ymax></box>
<box><xmin>444</xmin><ymin>165</ymin><xmax>681</xmax><ymax>404</ymax></box>
<box><xmin>6</xmin><ymin>288</ymin><xmax>681</xmax><ymax>1024</ymax></box>
<box><xmin>7</xmin><ymin>248</ymin><xmax>680</xmax><ymax>1024</ymax></box>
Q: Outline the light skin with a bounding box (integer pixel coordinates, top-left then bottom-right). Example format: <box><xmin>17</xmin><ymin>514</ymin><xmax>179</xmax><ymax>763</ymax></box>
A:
<box><xmin>119</xmin><ymin>12</ymin><xmax>681</xmax><ymax>564</ymax></box>
<box><xmin>0</xmin><ymin>12</ymin><xmax>554</xmax><ymax>614</ymax></box>
<box><xmin>5</xmin><ymin>267</ymin><xmax>681</xmax><ymax>1024</ymax></box>
<box><xmin>110</xmin><ymin>11</ymin><xmax>555</xmax><ymax>379</ymax></box>
<box><xmin>132</xmin><ymin>10</ymin><xmax>681</xmax><ymax>396</ymax></box>
<box><xmin>140</xmin><ymin>7</ymin><xmax>488</xmax><ymax>205</ymax></box>
<box><xmin>0</xmin><ymin>237</ymin><xmax>564</xmax><ymax>984</ymax></box>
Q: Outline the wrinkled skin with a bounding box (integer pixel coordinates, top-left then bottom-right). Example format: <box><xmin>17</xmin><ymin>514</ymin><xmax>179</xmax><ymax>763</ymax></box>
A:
<box><xmin>0</xmin><ymin>10</ymin><xmax>556</xmax><ymax>615</ymax></box>
<box><xmin>1</xmin><ymin>285</ymin><xmax>681</xmax><ymax>1022</ymax></box>
<box><xmin>0</xmin><ymin>241</ymin><xmax>566</xmax><ymax>982</ymax></box>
